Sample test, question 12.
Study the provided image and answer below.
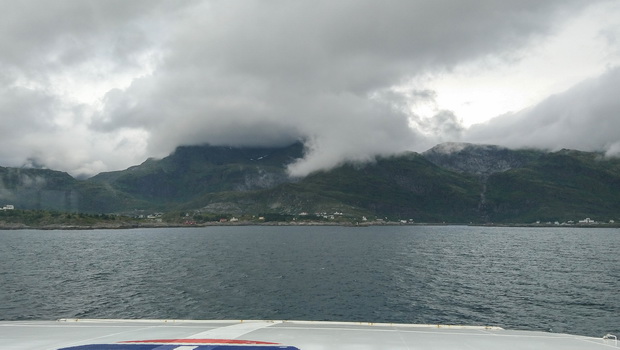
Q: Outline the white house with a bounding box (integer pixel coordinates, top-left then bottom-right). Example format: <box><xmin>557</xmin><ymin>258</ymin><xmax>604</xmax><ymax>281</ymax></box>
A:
<box><xmin>578</xmin><ymin>218</ymin><xmax>595</xmax><ymax>224</ymax></box>
<box><xmin>1</xmin><ymin>204</ymin><xmax>14</xmax><ymax>210</ymax></box>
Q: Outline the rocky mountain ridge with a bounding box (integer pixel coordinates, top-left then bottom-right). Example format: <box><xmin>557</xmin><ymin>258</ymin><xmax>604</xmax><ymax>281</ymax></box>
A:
<box><xmin>423</xmin><ymin>142</ymin><xmax>541</xmax><ymax>176</ymax></box>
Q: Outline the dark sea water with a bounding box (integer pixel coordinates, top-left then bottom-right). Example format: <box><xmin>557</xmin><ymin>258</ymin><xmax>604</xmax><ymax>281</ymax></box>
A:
<box><xmin>1</xmin><ymin>225</ymin><xmax>618</xmax><ymax>337</ymax></box>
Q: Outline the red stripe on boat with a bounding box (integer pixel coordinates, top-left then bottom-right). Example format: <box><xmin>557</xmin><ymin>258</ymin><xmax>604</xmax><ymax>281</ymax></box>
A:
<box><xmin>121</xmin><ymin>339</ymin><xmax>279</xmax><ymax>345</ymax></box>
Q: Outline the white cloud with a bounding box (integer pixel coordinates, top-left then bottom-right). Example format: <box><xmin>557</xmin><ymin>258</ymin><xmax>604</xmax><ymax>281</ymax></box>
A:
<box><xmin>1</xmin><ymin>0</ymin><xmax>619</xmax><ymax>177</ymax></box>
<box><xmin>464</xmin><ymin>66</ymin><xmax>620</xmax><ymax>153</ymax></box>
<box><xmin>405</xmin><ymin>1</ymin><xmax>620</xmax><ymax>126</ymax></box>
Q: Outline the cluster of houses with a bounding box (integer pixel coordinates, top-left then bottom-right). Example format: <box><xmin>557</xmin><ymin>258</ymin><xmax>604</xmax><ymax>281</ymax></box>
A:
<box><xmin>1</xmin><ymin>204</ymin><xmax>14</xmax><ymax>211</ymax></box>
<box><xmin>299</xmin><ymin>211</ymin><xmax>346</xmax><ymax>220</ymax></box>
<box><xmin>216</xmin><ymin>217</ymin><xmax>239</xmax><ymax>223</ymax></box>
<box><xmin>576</xmin><ymin>218</ymin><xmax>616</xmax><ymax>224</ymax></box>
<box><xmin>535</xmin><ymin>218</ymin><xmax>616</xmax><ymax>225</ymax></box>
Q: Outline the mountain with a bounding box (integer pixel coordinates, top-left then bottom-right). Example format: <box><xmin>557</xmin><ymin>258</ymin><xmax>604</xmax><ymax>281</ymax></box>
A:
<box><xmin>424</xmin><ymin>143</ymin><xmax>620</xmax><ymax>222</ymax></box>
<box><xmin>178</xmin><ymin>151</ymin><xmax>482</xmax><ymax>222</ymax></box>
<box><xmin>423</xmin><ymin>142</ymin><xmax>541</xmax><ymax>176</ymax></box>
<box><xmin>0</xmin><ymin>166</ymin><xmax>147</xmax><ymax>213</ymax></box>
<box><xmin>0</xmin><ymin>167</ymin><xmax>78</xmax><ymax>211</ymax></box>
<box><xmin>482</xmin><ymin>149</ymin><xmax>620</xmax><ymax>222</ymax></box>
<box><xmin>89</xmin><ymin>142</ymin><xmax>303</xmax><ymax>204</ymax></box>
<box><xmin>2</xmin><ymin>142</ymin><xmax>620</xmax><ymax>223</ymax></box>
<box><xmin>265</xmin><ymin>153</ymin><xmax>481</xmax><ymax>221</ymax></box>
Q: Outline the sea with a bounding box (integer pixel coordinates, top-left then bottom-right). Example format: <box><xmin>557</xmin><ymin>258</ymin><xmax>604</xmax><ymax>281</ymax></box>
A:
<box><xmin>0</xmin><ymin>225</ymin><xmax>618</xmax><ymax>338</ymax></box>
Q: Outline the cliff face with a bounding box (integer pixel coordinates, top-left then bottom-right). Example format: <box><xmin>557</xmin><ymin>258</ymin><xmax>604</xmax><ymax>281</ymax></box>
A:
<box><xmin>422</xmin><ymin>142</ymin><xmax>541</xmax><ymax>176</ymax></box>
<box><xmin>421</xmin><ymin>143</ymin><xmax>545</xmax><ymax>222</ymax></box>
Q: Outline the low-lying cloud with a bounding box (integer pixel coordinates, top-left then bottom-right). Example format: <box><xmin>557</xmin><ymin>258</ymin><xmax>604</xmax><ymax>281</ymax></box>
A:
<box><xmin>1</xmin><ymin>1</ymin><xmax>619</xmax><ymax>177</ymax></box>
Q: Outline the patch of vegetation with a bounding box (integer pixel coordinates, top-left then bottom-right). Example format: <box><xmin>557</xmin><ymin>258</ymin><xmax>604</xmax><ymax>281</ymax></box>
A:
<box><xmin>0</xmin><ymin>209</ymin><xmax>130</xmax><ymax>228</ymax></box>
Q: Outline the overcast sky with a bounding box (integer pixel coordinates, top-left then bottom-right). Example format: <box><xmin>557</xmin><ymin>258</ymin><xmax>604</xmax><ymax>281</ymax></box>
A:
<box><xmin>2</xmin><ymin>0</ymin><xmax>620</xmax><ymax>177</ymax></box>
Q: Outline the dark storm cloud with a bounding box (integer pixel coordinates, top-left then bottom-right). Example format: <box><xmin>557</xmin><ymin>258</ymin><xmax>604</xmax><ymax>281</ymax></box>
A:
<box><xmin>93</xmin><ymin>0</ymin><xmax>592</xmax><ymax>175</ymax></box>
<box><xmin>0</xmin><ymin>0</ymin><xmax>182</xmax><ymax>71</ymax></box>
<box><xmin>464</xmin><ymin>67</ymin><xmax>620</xmax><ymax>155</ymax></box>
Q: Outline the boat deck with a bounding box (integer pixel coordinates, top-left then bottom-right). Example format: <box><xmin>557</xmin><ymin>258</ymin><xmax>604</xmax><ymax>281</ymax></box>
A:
<box><xmin>1</xmin><ymin>319</ymin><xmax>617</xmax><ymax>350</ymax></box>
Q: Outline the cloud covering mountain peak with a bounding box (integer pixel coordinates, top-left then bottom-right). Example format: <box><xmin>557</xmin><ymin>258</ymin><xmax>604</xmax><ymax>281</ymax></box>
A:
<box><xmin>1</xmin><ymin>1</ymin><xmax>619</xmax><ymax>177</ymax></box>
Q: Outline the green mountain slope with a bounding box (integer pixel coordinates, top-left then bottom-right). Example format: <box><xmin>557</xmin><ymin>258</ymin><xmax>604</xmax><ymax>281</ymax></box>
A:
<box><xmin>290</xmin><ymin>153</ymin><xmax>481</xmax><ymax>221</ymax></box>
<box><xmin>484</xmin><ymin>149</ymin><xmax>620</xmax><ymax>222</ymax></box>
<box><xmin>183</xmin><ymin>152</ymin><xmax>482</xmax><ymax>222</ymax></box>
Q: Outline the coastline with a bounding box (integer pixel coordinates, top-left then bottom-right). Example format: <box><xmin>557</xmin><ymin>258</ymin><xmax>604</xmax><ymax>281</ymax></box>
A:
<box><xmin>2</xmin><ymin>220</ymin><xmax>619</xmax><ymax>230</ymax></box>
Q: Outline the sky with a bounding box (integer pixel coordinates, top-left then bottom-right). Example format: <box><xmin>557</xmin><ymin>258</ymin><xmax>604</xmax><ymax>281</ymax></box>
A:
<box><xmin>1</xmin><ymin>0</ymin><xmax>620</xmax><ymax>177</ymax></box>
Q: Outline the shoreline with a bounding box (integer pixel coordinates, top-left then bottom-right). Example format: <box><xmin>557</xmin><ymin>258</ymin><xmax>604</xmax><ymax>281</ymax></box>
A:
<box><xmin>1</xmin><ymin>221</ymin><xmax>619</xmax><ymax>230</ymax></box>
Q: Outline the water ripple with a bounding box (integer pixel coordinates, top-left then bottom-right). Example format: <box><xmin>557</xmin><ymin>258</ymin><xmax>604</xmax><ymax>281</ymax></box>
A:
<box><xmin>0</xmin><ymin>226</ymin><xmax>618</xmax><ymax>337</ymax></box>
